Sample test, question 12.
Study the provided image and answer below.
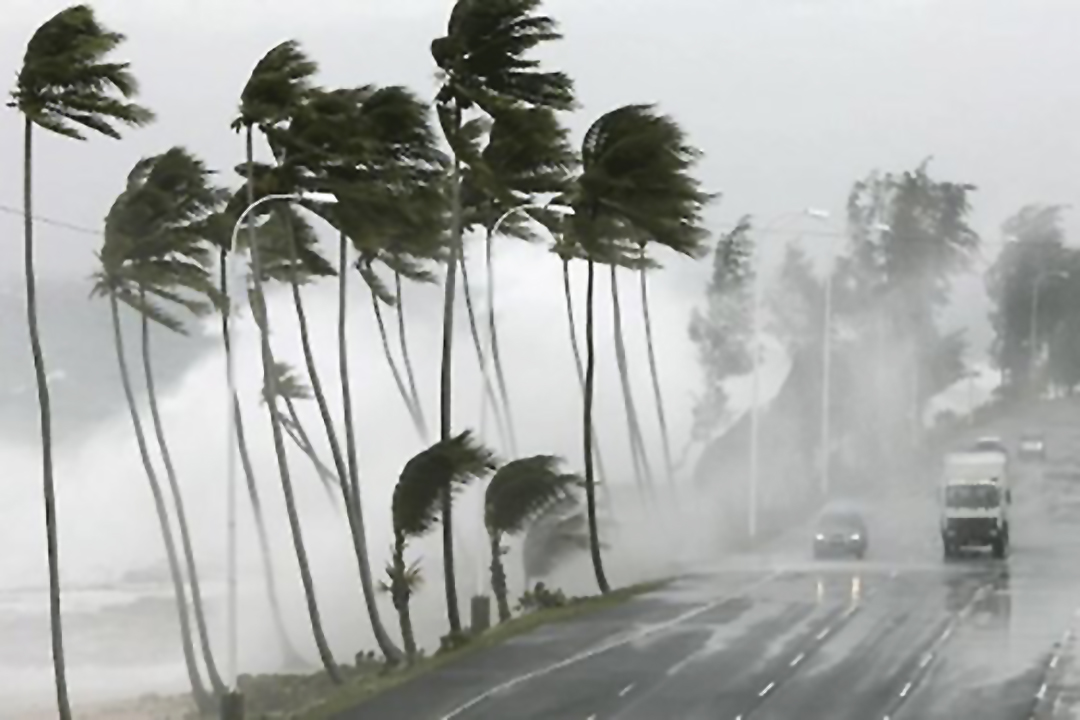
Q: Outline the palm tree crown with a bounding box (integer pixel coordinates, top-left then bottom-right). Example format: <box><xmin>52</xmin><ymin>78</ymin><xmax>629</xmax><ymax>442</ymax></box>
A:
<box><xmin>10</xmin><ymin>4</ymin><xmax>153</xmax><ymax>137</ymax></box>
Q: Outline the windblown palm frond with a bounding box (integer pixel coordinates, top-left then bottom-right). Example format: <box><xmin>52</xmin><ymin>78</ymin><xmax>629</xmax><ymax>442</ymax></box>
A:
<box><xmin>485</xmin><ymin>455</ymin><xmax>580</xmax><ymax>535</ymax></box>
<box><xmin>10</xmin><ymin>4</ymin><xmax>154</xmax><ymax>139</ymax></box>
<box><xmin>262</xmin><ymin>361</ymin><xmax>312</xmax><ymax>404</ymax></box>
<box><xmin>93</xmin><ymin>147</ymin><xmax>226</xmax><ymax>334</ymax></box>
<box><xmin>233</xmin><ymin>39</ymin><xmax>318</xmax><ymax>132</ymax></box>
<box><xmin>432</xmin><ymin>0</ymin><xmax>575</xmax><ymax>116</ymax></box>
<box><xmin>393</xmin><ymin>431</ymin><xmax>497</xmax><ymax>540</ymax></box>
<box><xmin>569</xmin><ymin>104</ymin><xmax>713</xmax><ymax>262</ymax></box>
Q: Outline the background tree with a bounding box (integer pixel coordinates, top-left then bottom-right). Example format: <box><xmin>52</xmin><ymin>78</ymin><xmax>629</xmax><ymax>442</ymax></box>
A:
<box><xmin>386</xmin><ymin>431</ymin><xmax>496</xmax><ymax>659</ymax></box>
<box><xmin>521</xmin><ymin>494</ymin><xmax>593</xmax><ymax>588</ymax></box>
<box><xmin>9</xmin><ymin>6</ymin><xmax>153</xmax><ymax>715</ymax></box>
<box><xmin>430</xmin><ymin>0</ymin><xmax>575</xmax><ymax>635</ymax></box>
<box><xmin>484</xmin><ymin>455</ymin><xmax>579</xmax><ymax>622</ymax></box>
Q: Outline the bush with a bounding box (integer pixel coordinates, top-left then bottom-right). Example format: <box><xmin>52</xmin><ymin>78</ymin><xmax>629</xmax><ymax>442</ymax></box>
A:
<box><xmin>516</xmin><ymin>582</ymin><xmax>568</xmax><ymax>613</ymax></box>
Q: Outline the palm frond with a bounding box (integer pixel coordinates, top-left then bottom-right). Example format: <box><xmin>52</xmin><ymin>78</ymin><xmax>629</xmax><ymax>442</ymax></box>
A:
<box><xmin>378</xmin><ymin>557</ymin><xmax>424</xmax><ymax>595</ymax></box>
<box><xmin>234</xmin><ymin>40</ymin><xmax>318</xmax><ymax>131</ymax></box>
<box><xmin>12</xmin><ymin>4</ymin><xmax>154</xmax><ymax>138</ymax></box>
<box><xmin>393</xmin><ymin>430</ymin><xmax>497</xmax><ymax>540</ymax></box>
<box><xmin>262</xmin><ymin>361</ymin><xmax>313</xmax><ymax>404</ymax></box>
<box><xmin>485</xmin><ymin>455</ymin><xmax>579</xmax><ymax>535</ymax></box>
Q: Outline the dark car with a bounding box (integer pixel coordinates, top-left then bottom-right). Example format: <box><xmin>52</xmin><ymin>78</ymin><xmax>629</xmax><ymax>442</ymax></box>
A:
<box><xmin>813</xmin><ymin>508</ymin><xmax>868</xmax><ymax>559</ymax></box>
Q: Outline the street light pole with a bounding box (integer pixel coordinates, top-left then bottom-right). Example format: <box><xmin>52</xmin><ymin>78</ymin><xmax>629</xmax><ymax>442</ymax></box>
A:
<box><xmin>225</xmin><ymin>191</ymin><xmax>336</xmax><ymax>690</ymax></box>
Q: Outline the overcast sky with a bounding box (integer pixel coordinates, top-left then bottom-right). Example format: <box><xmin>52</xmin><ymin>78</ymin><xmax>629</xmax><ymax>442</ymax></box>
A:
<box><xmin>0</xmin><ymin>0</ymin><xmax>1079</xmax><ymax>689</ymax></box>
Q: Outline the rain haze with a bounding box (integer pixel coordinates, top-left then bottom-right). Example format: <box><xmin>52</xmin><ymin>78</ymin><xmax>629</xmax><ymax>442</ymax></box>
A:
<box><xmin>2</xmin><ymin>0</ymin><xmax>1080</xmax><ymax>718</ymax></box>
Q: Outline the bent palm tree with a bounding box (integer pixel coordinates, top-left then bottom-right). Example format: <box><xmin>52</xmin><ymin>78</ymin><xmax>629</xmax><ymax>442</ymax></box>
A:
<box><xmin>561</xmin><ymin>104</ymin><xmax>713</xmax><ymax>593</ymax></box>
<box><xmin>610</xmin><ymin>264</ymin><xmax>654</xmax><ymax>495</ymax></box>
<box><xmin>235</xmin><ymin>39</ymin><xmax>341</xmax><ymax>681</ymax></box>
<box><xmin>10</xmin><ymin>7</ymin><xmax>153</xmax><ymax>716</ymax></box>
<box><xmin>395</xmin><ymin>272</ymin><xmax>428</xmax><ymax>438</ymax></box>
<box><xmin>636</xmin><ymin>243</ymin><xmax>676</xmax><ymax>487</ymax></box>
<box><xmin>485</xmin><ymin>456</ymin><xmax>579</xmax><ymax>622</ymax></box>
<box><xmin>388</xmin><ymin>431</ymin><xmax>496</xmax><ymax>660</ymax></box>
<box><xmin>432</xmin><ymin>0</ymin><xmax>575</xmax><ymax>635</ymax></box>
<box><xmin>93</xmin><ymin>147</ymin><xmax>227</xmax><ymax>712</ymax></box>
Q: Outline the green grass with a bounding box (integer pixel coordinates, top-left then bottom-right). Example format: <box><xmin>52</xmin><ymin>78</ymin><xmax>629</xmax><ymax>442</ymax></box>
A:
<box><xmin>286</xmin><ymin>579</ymin><xmax>669</xmax><ymax>720</ymax></box>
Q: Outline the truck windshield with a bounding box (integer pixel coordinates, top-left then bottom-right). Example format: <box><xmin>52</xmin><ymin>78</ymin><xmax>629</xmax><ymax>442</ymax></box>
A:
<box><xmin>946</xmin><ymin>485</ymin><xmax>1000</xmax><ymax>508</ymax></box>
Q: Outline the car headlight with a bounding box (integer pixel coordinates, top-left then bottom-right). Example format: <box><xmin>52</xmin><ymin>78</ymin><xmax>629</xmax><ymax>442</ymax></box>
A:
<box><xmin>815</xmin><ymin>534</ymin><xmax>825</xmax><ymax>541</ymax></box>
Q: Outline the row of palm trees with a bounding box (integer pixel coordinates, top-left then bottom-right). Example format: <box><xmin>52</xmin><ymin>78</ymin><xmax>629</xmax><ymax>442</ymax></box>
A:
<box><xmin>11</xmin><ymin>1</ymin><xmax>711</xmax><ymax>717</ymax></box>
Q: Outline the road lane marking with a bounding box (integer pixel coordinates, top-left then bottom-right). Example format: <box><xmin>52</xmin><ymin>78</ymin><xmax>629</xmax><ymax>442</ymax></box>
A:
<box><xmin>1036</xmin><ymin>682</ymin><xmax>1048</xmax><ymax>700</ymax></box>
<box><xmin>1050</xmin><ymin>655</ymin><xmax>1059</xmax><ymax>669</ymax></box>
<box><xmin>900</xmin><ymin>682</ymin><xmax>912</xmax><ymax>698</ymax></box>
<box><xmin>919</xmin><ymin>652</ymin><xmax>933</xmax><ymax>668</ymax></box>
<box><xmin>816</xmin><ymin>627</ymin><xmax>830</xmax><ymax>640</ymax></box>
<box><xmin>618</xmin><ymin>684</ymin><xmax>634</xmax><ymax>697</ymax></box>
<box><xmin>438</xmin><ymin>571</ymin><xmax>786</xmax><ymax>719</ymax></box>
<box><xmin>789</xmin><ymin>652</ymin><xmax>805</xmax><ymax>667</ymax></box>
<box><xmin>759</xmin><ymin>681</ymin><xmax>775</xmax><ymax>697</ymax></box>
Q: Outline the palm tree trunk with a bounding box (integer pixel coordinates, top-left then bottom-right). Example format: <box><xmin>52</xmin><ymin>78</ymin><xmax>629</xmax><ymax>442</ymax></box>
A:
<box><xmin>610</xmin><ymin>265</ymin><xmax>654</xmax><ymax>494</ymax></box>
<box><xmin>23</xmin><ymin>118</ymin><xmax>72</xmax><ymax>720</ymax></box>
<box><xmin>219</xmin><ymin>251</ymin><xmax>305</xmax><ymax>669</ymax></box>
<box><xmin>391</xmin><ymin>539</ymin><xmax>417</xmax><ymax>662</ymax></box>
<box><xmin>246</xmin><ymin>124</ymin><xmax>340</xmax><ymax>683</ymax></box>
<box><xmin>281</xmin><ymin>396</ymin><xmax>339</xmax><ymax>506</ymax></box>
<box><xmin>108</xmin><ymin>291</ymin><xmax>214</xmax><ymax>711</ymax></box>
<box><xmin>459</xmin><ymin>253</ymin><xmax>511</xmax><ymax>452</ymax></box>
<box><xmin>489</xmin><ymin>531</ymin><xmax>511</xmax><ymax>623</ymax></box>
<box><xmin>394</xmin><ymin>272</ymin><xmax>428</xmax><ymax>441</ymax></box>
<box><xmin>337</xmin><ymin>233</ymin><xmax>405</xmax><ymax>664</ymax></box>
<box><xmin>639</xmin><ymin>264</ymin><xmax>675</xmax><ymax>487</ymax></box>
<box><xmin>583</xmin><ymin>259</ymin><xmax>610</xmax><ymax>594</ymax></box>
<box><xmin>439</xmin><ymin>158</ymin><xmax>464</xmax><ymax>635</ymax></box>
<box><xmin>484</xmin><ymin>228</ymin><xmax>519</xmax><ymax>456</ymax></box>
<box><xmin>139</xmin><ymin>293</ymin><xmax>227</xmax><ymax>696</ymax></box>
<box><xmin>371</xmin><ymin>285</ymin><xmax>426</xmax><ymax>440</ymax></box>
<box><xmin>561</xmin><ymin>259</ymin><xmax>610</xmax><ymax>504</ymax></box>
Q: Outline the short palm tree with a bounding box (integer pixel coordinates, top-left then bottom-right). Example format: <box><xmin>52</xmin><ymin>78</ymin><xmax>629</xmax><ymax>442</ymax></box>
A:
<box><xmin>431</xmin><ymin>0</ymin><xmax>575</xmax><ymax>636</ymax></box>
<box><xmin>561</xmin><ymin>104</ymin><xmax>712</xmax><ymax>593</ymax></box>
<box><xmin>92</xmin><ymin>147</ymin><xmax>226</xmax><ymax>712</ymax></box>
<box><xmin>484</xmin><ymin>456</ymin><xmax>579</xmax><ymax>622</ymax></box>
<box><xmin>234</xmin><ymin>40</ymin><xmax>342</xmax><ymax>681</ymax></box>
<box><xmin>9</xmin><ymin>7</ymin><xmax>153</xmax><ymax>716</ymax></box>
<box><xmin>387</xmin><ymin>431</ymin><xmax>497</xmax><ymax>660</ymax></box>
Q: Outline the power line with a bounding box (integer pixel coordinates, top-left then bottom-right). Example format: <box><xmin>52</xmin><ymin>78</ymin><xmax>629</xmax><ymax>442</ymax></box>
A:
<box><xmin>0</xmin><ymin>204</ymin><xmax>102</xmax><ymax>237</ymax></box>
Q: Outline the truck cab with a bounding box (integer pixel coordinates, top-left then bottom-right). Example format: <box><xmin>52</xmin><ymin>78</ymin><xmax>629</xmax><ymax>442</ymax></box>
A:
<box><xmin>941</xmin><ymin>451</ymin><xmax>1011</xmax><ymax>560</ymax></box>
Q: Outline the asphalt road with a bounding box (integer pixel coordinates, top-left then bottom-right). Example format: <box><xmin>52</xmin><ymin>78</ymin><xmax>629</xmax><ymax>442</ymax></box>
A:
<box><xmin>339</xmin><ymin>421</ymin><xmax>1080</xmax><ymax>720</ymax></box>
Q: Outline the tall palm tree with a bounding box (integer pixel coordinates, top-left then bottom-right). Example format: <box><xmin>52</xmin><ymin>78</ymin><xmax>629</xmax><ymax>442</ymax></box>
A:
<box><xmin>484</xmin><ymin>456</ymin><xmax>578</xmax><ymax>622</ymax></box>
<box><xmin>431</xmin><ymin>0</ymin><xmax>575</xmax><ymax>635</ymax></box>
<box><xmin>387</xmin><ymin>431</ymin><xmax>496</xmax><ymax>660</ymax></box>
<box><xmin>92</xmin><ymin>148</ymin><xmax>227</xmax><ymax>712</ymax></box>
<box><xmin>395</xmin><ymin>272</ymin><xmax>428</xmax><ymax>439</ymax></box>
<box><xmin>234</xmin><ymin>40</ymin><xmax>341</xmax><ymax>682</ymax></box>
<box><xmin>267</xmin><ymin>83</ymin><xmax>447</xmax><ymax>663</ymax></box>
<box><xmin>636</xmin><ymin>242</ymin><xmax>676</xmax><ymax>487</ymax></box>
<box><xmin>561</xmin><ymin>104</ymin><xmax>712</xmax><ymax>593</ymax></box>
<box><xmin>368</xmin><ymin>277</ymin><xmax>426</xmax><ymax>439</ymax></box>
<box><xmin>9</xmin><ymin>8</ymin><xmax>153</xmax><ymax>716</ymax></box>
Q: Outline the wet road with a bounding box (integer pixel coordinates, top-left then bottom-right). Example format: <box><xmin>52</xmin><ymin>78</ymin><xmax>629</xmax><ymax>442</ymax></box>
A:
<box><xmin>341</xmin><ymin>420</ymin><xmax>1080</xmax><ymax>720</ymax></box>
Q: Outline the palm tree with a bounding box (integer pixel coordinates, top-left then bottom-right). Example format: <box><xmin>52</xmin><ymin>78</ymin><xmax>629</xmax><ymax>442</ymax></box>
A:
<box><xmin>484</xmin><ymin>456</ymin><xmax>579</xmax><ymax>622</ymax></box>
<box><xmin>561</xmin><ymin>104</ymin><xmax>712</xmax><ymax>593</ymax></box>
<box><xmin>636</xmin><ymin>242</ymin><xmax>676</xmax><ymax>488</ymax></box>
<box><xmin>9</xmin><ymin>7</ymin><xmax>153</xmax><ymax>716</ymax></box>
<box><xmin>387</xmin><ymin>431</ymin><xmax>497</xmax><ymax>660</ymax></box>
<box><xmin>522</xmin><ymin>493</ymin><xmax>597</xmax><ymax>588</ymax></box>
<box><xmin>234</xmin><ymin>40</ymin><xmax>341</xmax><ymax>682</ymax></box>
<box><xmin>367</xmin><ymin>277</ymin><xmax>426</xmax><ymax>439</ymax></box>
<box><xmin>431</xmin><ymin>0</ymin><xmax>575</xmax><ymax>635</ymax></box>
<box><xmin>92</xmin><ymin>148</ymin><xmax>226</xmax><ymax>713</ymax></box>
<box><xmin>395</xmin><ymin>272</ymin><xmax>428</xmax><ymax>438</ymax></box>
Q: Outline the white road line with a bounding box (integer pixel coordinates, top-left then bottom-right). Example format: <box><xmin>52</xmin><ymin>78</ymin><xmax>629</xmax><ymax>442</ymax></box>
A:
<box><xmin>1036</xmin><ymin>682</ymin><xmax>1048</xmax><ymax>700</ymax></box>
<box><xmin>438</xmin><ymin>571</ymin><xmax>785</xmax><ymax>719</ymax></box>
<box><xmin>790</xmin><ymin>652</ymin><xmax>805</xmax><ymax>667</ymax></box>
<box><xmin>816</xmin><ymin>627</ymin><xmax>830</xmax><ymax>640</ymax></box>
<box><xmin>759</xmin><ymin>681</ymin><xmax>776</xmax><ymax>697</ymax></box>
<box><xmin>586</xmin><ymin>715</ymin><xmax>596</xmax><ymax>720</ymax></box>
<box><xmin>900</xmin><ymin>682</ymin><xmax>913</xmax><ymax>698</ymax></box>
<box><xmin>919</xmin><ymin>652</ymin><xmax>933</xmax><ymax>669</ymax></box>
<box><xmin>1050</xmin><ymin>655</ymin><xmax>1059</xmax><ymax>669</ymax></box>
<box><xmin>619</xmin><ymin>684</ymin><xmax>634</xmax><ymax>697</ymax></box>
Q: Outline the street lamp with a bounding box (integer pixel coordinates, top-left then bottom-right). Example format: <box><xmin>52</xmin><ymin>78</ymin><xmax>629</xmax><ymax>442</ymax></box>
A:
<box><xmin>747</xmin><ymin>208</ymin><xmax>833</xmax><ymax>538</ymax></box>
<box><xmin>224</xmin><ymin>191</ymin><xmax>336</xmax><ymax>691</ymax></box>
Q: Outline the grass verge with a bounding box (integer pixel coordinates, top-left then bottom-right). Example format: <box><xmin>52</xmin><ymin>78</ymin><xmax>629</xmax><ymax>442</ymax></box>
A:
<box><xmin>264</xmin><ymin>579</ymin><xmax>668</xmax><ymax>720</ymax></box>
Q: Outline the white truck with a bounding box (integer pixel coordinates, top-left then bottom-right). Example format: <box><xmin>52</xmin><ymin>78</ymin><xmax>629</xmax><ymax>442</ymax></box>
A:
<box><xmin>940</xmin><ymin>448</ymin><xmax>1011</xmax><ymax>560</ymax></box>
